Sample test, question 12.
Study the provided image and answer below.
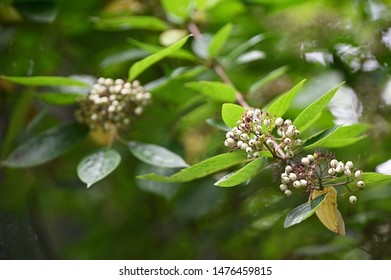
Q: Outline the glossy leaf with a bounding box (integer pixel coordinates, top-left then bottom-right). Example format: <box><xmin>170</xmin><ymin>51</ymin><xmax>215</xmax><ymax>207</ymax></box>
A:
<box><xmin>77</xmin><ymin>149</ymin><xmax>121</xmax><ymax>188</ymax></box>
<box><xmin>1</xmin><ymin>75</ymin><xmax>90</xmax><ymax>87</ymax></box>
<box><xmin>214</xmin><ymin>156</ymin><xmax>268</xmax><ymax>187</ymax></box>
<box><xmin>265</xmin><ymin>79</ymin><xmax>305</xmax><ymax>117</ymax></box>
<box><xmin>137</xmin><ymin>152</ymin><xmax>247</xmax><ymax>183</ymax></box>
<box><xmin>294</xmin><ymin>83</ymin><xmax>343</xmax><ymax>132</ymax></box>
<box><xmin>94</xmin><ymin>16</ymin><xmax>168</xmax><ymax>31</ymax></box>
<box><xmin>312</xmin><ymin>187</ymin><xmax>345</xmax><ymax>235</ymax></box>
<box><xmin>186</xmin><ymin>81</ymin><xmax>236</xmax><ymax>102</ymax></box>
<box><xmin>227</xmin><ymin>34</ymin><xmax>265</xmax><ymax>60</ymax></box>
<box><xmin>208</xmin><ymin>23</ymin><xmax>233</xmax><ymax>58</ymax></box>
<box><xmin>128</xmin><ymin>35</ymin><xmax>191</xmax><ymax>81</ymax></box>
<box><xmin>221</xmin><ymin>103</ymin><xmax>246</xmax><ymax>127</ymax></box>
<box><xmin>362</xmin><ymin>172</ymin><xmax>391</xmax><ymax>185</ymax></box>
<box><xmin>206</xmin><ymin>118</ymin><xmax>231</xmax><ymax>131</ymax></box>
<box><xmin>34</xmin><ymin>93</ymin><xmax>82</xmax><ymax>105</ymax></box>
<box><xmin>303</xmin><ymin>125</ymin><xmax>342</xmax><ymax>150</ymax></box>
<box><xmin>249</xmin><ymin>66</ymin><xmax>289</xmax><ymax>94</ymax></box>
<box><xmin>2</xmin><ymin>123</ymin><xmax>88</xmax><ymax>168</ymax></box>
<box><xmin>284</xmin><ymin>193</ymin><xmax>328</xmax><ymax>228</ymax></box>
<box><xmin>320</xmin><ymin>123</ymin><xmax>370</xmax><ymax>147</ymax></box>
<box><xmin>128</xmin><ymin>141</ymin><xmax>189</xmax><ymax>168</ymax></box>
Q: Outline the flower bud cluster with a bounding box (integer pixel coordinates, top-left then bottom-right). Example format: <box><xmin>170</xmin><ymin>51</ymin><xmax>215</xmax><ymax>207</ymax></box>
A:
<box><xmin>279</xmin><ymin>152</ymin><xmax>365</xmax><ymax>202</ymax></box>
<box><xmin>76</xmin><ymin>77</ymin><xmax>151</xmax><ymax>131</ymax></box>
<box><xmin>224</xmin><ymin>108</ymin><xmax>302</xmax><ymax>159</ymax></box>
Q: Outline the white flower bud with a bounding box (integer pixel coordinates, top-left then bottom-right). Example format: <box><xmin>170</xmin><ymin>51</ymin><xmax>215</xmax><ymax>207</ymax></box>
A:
<box><xmin>294</xmin><ymin>130</ymin><xmax>300</xmax><ymax>137</ymax></box>
<box><xmin>108</xmin><ymin>105</ymin><xmax>116</xmax><ymax>113</ymax></box>
<box><xmin>277</xmin><ymin>127</ymin><xmax>284</xmax><ymax>136</ymax></box>
<box><xmin>240</xmin><ymin>133</ymin><xmax>249</xmax><ymax>141</ymax></box>
<box><xmin>293</xmin><ymin>180</ymin><xmax>301</xmax><ymax>188</ymax></box>
<box><xmin>224</xmin><ymin>138</ymin><xmax>236</xmax><ymax>147</ymax></box>
<box><xmin>263</xmin><ymin>119</ymin><xmax>271</xmax><ymax>126</ymax></box>
<box><xmin>344</xmin><ymin>169</ymin><xmax>352</xmax><ymax>177</ymax></box>
<box><xmin>285</xmin><ymin>165</ymin><xmax>292</xmax><ymax>173</ymax></box>
<box><xmin>281</xmin><ymin>177</ymin><xmax>290</xmax><ymax>184</ymax></box>
<box><xmin>286</xmin><ymin>130</ymin><xmax>295</xmax><ymax>138</ymax></box>
<box><xmin>98</xmin><ymin>77</ymin><xmax>105</xmax><ymax>84</ymax></box>
<box><xmin>330</xmin><ymin>159</ymin><xmax>338</xmax><ymax>168</ymax></box>
<box><xmin>90</xmin><ymin>113</ymin><xmax>98</xmax><ymax>121</ymax></box>
<box><xmin>115</xmin><ymin>79</ymin><xmax>124</xmax><ymax>85</ymax></box>
<box><xmin>246</xmin><ymin>147</ymin><xmax>253</xmax><ymax>154</ymax></box>
<box><xmin>355</xmin><ymin>170</ymin><xmax>363</xmax><ymax>179</ymax></box>
<box><xmin>284</xmin><ymin>138</ymin><xmax>292</xmax><ymax>145</ymax></box>
<box><xmin>286</xmin><ymin>151</ymin><xmax>294</xmax><ymax>158</ymax></box>
<box><xmin>279</xmin><ymin>184</ymin><xmax>288</xmax><ymax>191</ymax></box>
<box><xmin>234</xmin><ymin>129</ymin><xmax>242</xmax><ymax>136</ymax></box>
<box><xmin>345</xmin><ymin>161</ymin><xmax>353</xmax><ymax>169</ymax></box>
<box><xmin>294</xmin><ymin>139</ymin><xmax>302</xmax><ymax>146</ymax></box>
<box><xmin>255</xmin><ymin>125</ymin><xmax>262</xmax><ymax>132</ymax></box>
<box><xmin>335</xmin><ymin>164</ymin><xmax>344</xmax><ymax>173</ymax></box>
<box><xmin>307</xmin><ymin>155</ymin><xmax>315</xmax><ymax>162</ymax></box>
<box><xmin>104</xmin><ymin>78</ymin><xmax>114</xmax><ymax>86</ymax></box>
<box><xmin>266</xmin><ymin>139</ymin><xmax>273</xmax><ymax>146</ymax></box>
<box><xmin>253</xmin><ymin>152</ymin><xmax>260</xmax><ymax>158</ymax></box>
<box><xmin>289</xmin><ymin>173</ymin><xmax>297</xmax><ymax>181</ymax></box>
<box><xmin>349</xmin><ymin>195</ymin><xmax>357</xmax><ymax>204</ymax></box>
<box><xmin>301</xmin><ymin>157</ymin><xmax>310</xmax><ymax>166</ymax></box>
<box><xmin>240</xmin><ymin>143</ymin><xmax>249</xmax><ymax>150</ymax></box>
<box><xmin>253</xmin><ymin>117</ymin><xmax>261</xmax><ymax>124</ymax></box>
<box><xmin>254</xmin><ymin>109</ymin><xmax>262</xmax><ymax>116</ymax></box>
<box><xmin>328</xmin><ymin>168</ymin><xmax>336</xmax><ymax>176</ymax></box>
<box><xmin>248</xmin><ymin>139</ymin><xmax>256</xmax><ymax>146</ymax></box>
<box><xmin>284</xmin><ymin>119</ymin><xmax>292</xmax><ymax>126</ymax></box>
<box><xmin>281</xmin><ymin>173</ymin><xmax>288</xmax><ymax>179</ymax></box>
<box><xmin>237</xmin><ymin>140</ymin><xmax>243</xmax><ymax>147</ymax></box>
<box><xmin>284</xmin><ymin>189</ymin><xmax>292</xmax><ymax>197</ymax></box>
<box><xmin>300</xmin><ymin>179</ymin><xmax>307</xmax><ymax>187</ymax></box>
<box><xmin>226</xmin><ymin>131</ymin><xmax>235</xmax><ymax>138</ymax></box>
<box><xmin>275</xmin><ymin>117</ymin><xmax>284</xmax><ymax>126</ymax></box>
<box><xmin>246</xmin><ymin>110</ymin><xmax>254</xmax><ymax>117</ymax></box>
<box><xmin>134</xmin><ymin>106</ymin><xmax>143</xmax><ymax>115</ymax></box>
<box><xmin>357</xmin><ymin>180</ymin><xmax>365</xmax><ymax>189</ymax></box>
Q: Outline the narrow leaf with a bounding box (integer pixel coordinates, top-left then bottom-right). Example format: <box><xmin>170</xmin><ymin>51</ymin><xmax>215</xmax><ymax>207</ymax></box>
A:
<box><xmin>228</xmin><ymin>34</ymin><xmax>265</xmax><ymax>60</ymax></box>
<box><xmin>320</xmin><ymin>123</ymin><xmax>370</xmax><ymax>147</ymax></box>
<box><xmin>265</xmin><ymin>79</ymin><xmax>305</xmax><ymax>117</ymax></box>
<box><xmin>221</xmin><ymin>103</ymin><xmax>246</xmax><ymax>127</ymax></box>
<box><xmin>2</xmin><ymin>123</ymin><xmax>88</xmax><ymax>168</ymax></box>
<box><xmin>128</xmin><ymin>35</ymin><xmax>191</xmax><ymax>81</ymax></box>
<box><xmin>1</xmin><ymin>76</ymin><xmax>89</xmax><ymax>87</ymax></box>
<box><xmin>208</xmin><ymin>23</ymin><xmax>233</xmax><ymax>58</ymax></box>
<box><xmin>77</xmin><ymin>149</ymin><xmax>121</xmax><ymax>188</ymax></box>
<box><xmin>34</xmin><ymin>93</ymin><xmax>82</xmax><ymax>105</ymax></box>
<box><xmin>312</xmin><ymin>187</ymin><xmax>345</xmax><ymax>235</ymax></box>
<box><xmin>128</xmin><ymin>141</ymin><xmax>189</xmax><ymax>168</ymax></box>
<box><xmin>303</xmin><ymin>125</ymin><xmax>342</xmax><ymax>150</ymax></box>
<box><xmin>249</xmin><ymin>66</ymin><xmax>289</xmax><ymax>94</ymax></box>
<box><xmin>137</xmin><ymin>152</ymin><xmax>247</xmax><ymax>183</ymax></box>
<box><xmin>206</xmin><ymin>118</ymin><xmax>231</xmax><ymax>131</ymax></box>
<box><xmin>215</xmin><ymin>156</ymin><xmax>268</xmax><ymax>187</ymax></box>
<box><xmin>186</xmin><ymin>81</ymin><xmax>236</xmax><ymax>102</ymax></box>
<box><xmin>294</xmin><ymin>83</ymin><xmax>343</xmax><ymax>132</ymax></box>
<box><xmin>284</xmin><ymin>193</ymin><xmax>328</xmax><ymax>228</ymax></box>
<box><xmin>94</xmin><ymin>16</ymin><xmax>168</xmax><ymax>31</ymax></box>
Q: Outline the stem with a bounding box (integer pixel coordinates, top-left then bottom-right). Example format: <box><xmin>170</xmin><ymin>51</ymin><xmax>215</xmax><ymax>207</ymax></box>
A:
<box><xmin>272</xmin><ymin>140</ymin><xmax>286</xmax><ymax>159</ymax></box>
<box><xmin>187</xmin><ymin>22</ymin><xmax>250</xmax><ymax>108</ymax></box>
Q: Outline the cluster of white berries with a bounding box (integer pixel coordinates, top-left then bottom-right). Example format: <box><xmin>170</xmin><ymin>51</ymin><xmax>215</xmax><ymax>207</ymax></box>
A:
<box><xmin>224</xmin><ymin>108</ymin><xmax>302</xmax><ymax>159</ymax></box>
<box><xmin>279</xmin><ymin>152</ymin><xmax>364</xmax><ymax>203</ymax></box>
<box><xmin>76</xmin><ymin>77</ymin><xmax>151</xmax><ymax>131</ymax></box>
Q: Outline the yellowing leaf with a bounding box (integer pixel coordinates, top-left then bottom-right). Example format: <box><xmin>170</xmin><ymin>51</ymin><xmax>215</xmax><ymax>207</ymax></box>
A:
<box><xmin>312</xmin><ymin>187</ymin><xmax>345</xmax><ymax>236</ymax></box>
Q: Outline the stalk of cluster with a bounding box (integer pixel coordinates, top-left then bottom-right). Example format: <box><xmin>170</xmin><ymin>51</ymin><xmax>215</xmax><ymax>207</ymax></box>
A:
<box><xmin>76</xmin><ymin>77</ymin><xmax>151</xmax><ymax>131</ymax></box>
<box><xmin>279</xmin><ymin>152</ymin><xmax>364</xmax><ymax>203</ymax></box>
<box><xmin>224</xmin><ymin>108</ymin><xmax>302</xmax><ymax>159</ymax></box>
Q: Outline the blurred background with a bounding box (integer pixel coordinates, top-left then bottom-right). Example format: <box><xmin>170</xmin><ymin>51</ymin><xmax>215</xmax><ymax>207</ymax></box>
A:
<box><xmin>1</xmin><ymin>0</ymin><xmax>391</xmax><ymax>259</ymax></box>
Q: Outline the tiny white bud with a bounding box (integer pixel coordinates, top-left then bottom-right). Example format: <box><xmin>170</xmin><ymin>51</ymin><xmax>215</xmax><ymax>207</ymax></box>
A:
<box><xmin>255</xmin><ymin>125</ymin><xmax>262</xmax><ymax>132</ymax></box>
<box><xmin>254</xmin><ymin>109</ymin><xmax>262</xmax><ymax>116</ymax></box>
<box><xmin>307</xmin><ymin>154</ymin><xmax>315</xmax><ymax>162</ymax></box>
<box><xmin>246</xmin><ymin>147</ymin><xmax>253</xmax><ymax>154</ymax></box>
<box><xmin>301</xmin><ymin>157</ymin><xmax>310</xmax><ymax>166</ymax></box>
<box><xmin>248</xmin><ymin>139</ymin><xmax>256</xmax><ymax>146</ymax></box>
<box><xmin>293</xmin><ymin>180</ymin><xmax>301</xmax><ymax>188</ymax></box>
<box><xmin>294</xmin><ymin>130</ymin><xmax>300</xmax><ymax>137</ymax></box>
<box><xmin>349</xmin><ymin>195</ymin><xmax>357</xmax><ymax>204</ymax></box>
<box><xmin>289</xmin><ymin>173</ymin><xmax>297</xmax><ymax>181</ymax></box>
<box><xmin>115</xmin><ymin>79</ymin><xmax>124</xmax><ymax>85</ymax></box>
<box><xmin>104</xmin><ymin>78</ymin><xmax>114</xmax><ymax>86</ymax></box>
<box><xmin>240</xmin><ymin>143</ymin><xmax>249</xmax><ymax>150</ymax></box>
<box><xmin>263</xmin><ymin>119</ymin><xmax>271</xmax><ymax>126</ymax></box>
<box><xmin>240</xmin><ymin>133</ymin><xmax>249</xmax><ymax>141</ymax></box>
<box><xmin>328</xmin><ymin>168</ymin><xmax>336</xmax><ymax>176</ymax></box>
<box><xmin>246</xmin><ymin>110</ymin><xmax>254</xmax><ymax>117</ymax></box>
<box><xmin>281</xmin><ymin>177</ymin><xmax>291</xmax><ymax>184</ymax></box>
<box><xmin>109</xmin><ymin>94</ymin><xmax>116</xmax><ymax>101</ymax></box>
<box><xmin>345</xmin><ymin>161</ymin><xmax>354</xmax><ymax>169</ymax></box>
<box><xmin>123</xmin><ymin>118</ymin><xmax>130</xmax><ymax>125</ymax></box>
<box><xmin>300</xmin><ymin>179</ymin><xmax>307</xmax><ymax>187</ymax></box>
<box><xmin>344</xmin><ymin>169</ymin><xmax>352</xmax><ymax>177</ymax></box>
<box><xmin>253</xmin><ymin>152</ymin><xmax>260</xmax><ymax>158</ymax></box>
<box><xmin>237</xmin><ymin>140</ymin><xmax>244</xmax><ymax>147</ymax></box>
<box><xmin>284</xmin><ymin>138</ymin><xmax>292</xmax><ymax>145</ymax></box>
<box><xmin>355</xmin><ymin>170</ymin><xmax>363</xmax><ymax>179</ymax></box>
<box><xmin>275</xmin><ymin>117</ymin><xmax>284</xmax><ymax>126</ymax></box>
<box><xmin>112</xmin><ymin>100</ymin><xmax>119</xmax><ymax>106</ymax></box>
<box><xmin>226</xmin><ymin>131</ymin><xmax>235</xmax><ymax>138</ymax></box>
<box><xmin>286</xmin><ymin>130</ymin><xmax>295</xmax><ymax>138</ymax></box>
<box><xmin>279</xmin><ymin>184</ymin><xmax>288</xmax><ymax>191</ymax></box>
<box><xmin>357</xmin><ymin>180</ymin><xmax>365</xmax><ymax>189</ymax></box>
<box><xmin>284</xmin><ymin>119</ymin><xmax>292</xmax><ymax>126</ymax></box>
<box><xmin>277</xmin><ymin>127</ymin><xmax>284</xmax><ymax>136</ymax></box>
<box><xmin>108</xmin><ymin>105</ymin><xmax>116</xmax><ymax>113</ymax></box>
<box><xmin>294</xmin><ymin>139</ymin><xmax>302</xmax><ymax>146</ymax></box>
<box><xmin>253</xmin><ymin>117</ymin><xmax>261</xmax><ymax>124</ymax></box>
<box><xmin>134</xmin><ymin>106</ymin><xmax>143</xmax><ymax>115</ymax></box>
<box><xmin>330</xmin><ymin>159</ymin><xmax>338</xmax><ymax>168</ymax></box>
<box><xmin>90</xmin><ymin>113</ymin><xmax>98</xmax><ymax>121</ymax></box>
<box><xmin>98</xmin><ymin>77</ymin><xmax>105</xmax><ymax>84</ymax></box>
<box><xmin>224</xmin><ymin>138</ymin><xmax>236</xmax><ymax>147</ymax></box>
<box><xmin>266</xmin><ymin>139</ymin><xmax>273</xmax><ymax>146</ymax></box>
<box><xmin>234</xmin><ymin>129</ymin><xmax>242</xmax><ymax>136</ymax></box>
<box><xmin>286</xmin><ymin>151</ymin><xmax>294</xmax><ymax>158</ymax></box>
<box><xmin>284</xmin><ymin>189</ymin><xmax>292</xmax><ymax>197</ymax></box>
<box><xmin>285</xmin><ymin>166</ymin><xmax>292</xmax><ymax>173</ymax></box>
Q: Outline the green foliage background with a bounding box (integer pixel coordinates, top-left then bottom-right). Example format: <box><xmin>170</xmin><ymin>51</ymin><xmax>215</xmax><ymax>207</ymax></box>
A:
<box><xmin>1</xmin><ymin>0</ymin><xmax>391</xmax><ymax>259</ymax></box>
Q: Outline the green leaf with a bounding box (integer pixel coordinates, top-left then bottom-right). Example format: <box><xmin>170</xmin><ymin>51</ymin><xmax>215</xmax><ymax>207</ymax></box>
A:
<box><xmin>161</xmin><ymin>0</ymin><xmax>191</xmax><ymax>22</ymax></box>
<box><xmin>128</xmin><ymin>35</ymin><xmax>191</xmax><ymax>81</ymax></box>
<box><xmin>1</xmin><ymin>76</ymin><xmax>90</xmax><ymax>87</ymax></box>
<box><xmin>34</xmin><ymin>93</ymin><xmax>82</xmax><ymax>105</ymax></box>
<box><xmin>294</xmin><ymin>83</ymin><xmax>343</xmax><ymax>132</ymax></box>
<box><xmin>249</xmin><ymin>66</ymin><xmax>289</xmax><ymax>94</ymax></box>
<box><xmin>94</xmin><ymin>16</ymin><xmax>168</xmax><ymax>31</ymax></box>
<box><xmin>128</xmin><ymin>38</ymin><xmax>198</xmax><ymax>62</ymax></box>
<box><xmin>12</xmin><ymin>0</ymin><xmax>58</xmax><ymax>23</ymax></box>
<box><xmin>215</xmin><ymin>156</ymin><xmax>268</xmax><ymax>187</ymax></box>
<box><xmin>362</xmin><ymin>172</ymin><xmax>391</xmax><ymax>185</ymax></box>
<box><xmin>284</xmin><ymin>193</ymin><xmax>328</xmax><ymax>228</ymax></box>
<box><xmin>303</xmin><ymin>125</ymin><xmax>342</xmax><ymax>150</ymax></box>
<box><xmin>208</xmin><ymin>23</ymin><xmax>233</xmax><ymax>58</ymax></box>
<box><xmin>206</xmin><ymin>118</ymin><xmax>231</xmax><ymax>131</ymax></box>
<box><xmin>221</xmin><ymin>103</ymin><xmax>246</xmax><ymax>127</ymax></box>
<box><xmin>186</xmin><ymin>81</ymin><xmax>236</xmax><ymax>102</ymax></box>
<box><xmin>2</xmin><ymin>123</ymin><xmax>88</xmax><ymax>168</ymax></box>
<box><xmin>227</xmin><ymin>34</ymin><xmax>265</xmax><ymax>60</ymax></box>
<box><xmin>128</xmin><ymin>141</ymin><xmax>189</xmax><ymax>168</ymax></box>
<box><xmin>137</xmin><ymin>152</ymin><xmax>247</xmax><ymax>183</ymax></box>
<box><xmin>77</xmin><ymin>149</ymin><xmax>121</xmax><ymax>188</ymax></box>
<box><xmin>265</xmin><ymin>79</ymin><xmax>305</xmax><ymax>117</ymax></box>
